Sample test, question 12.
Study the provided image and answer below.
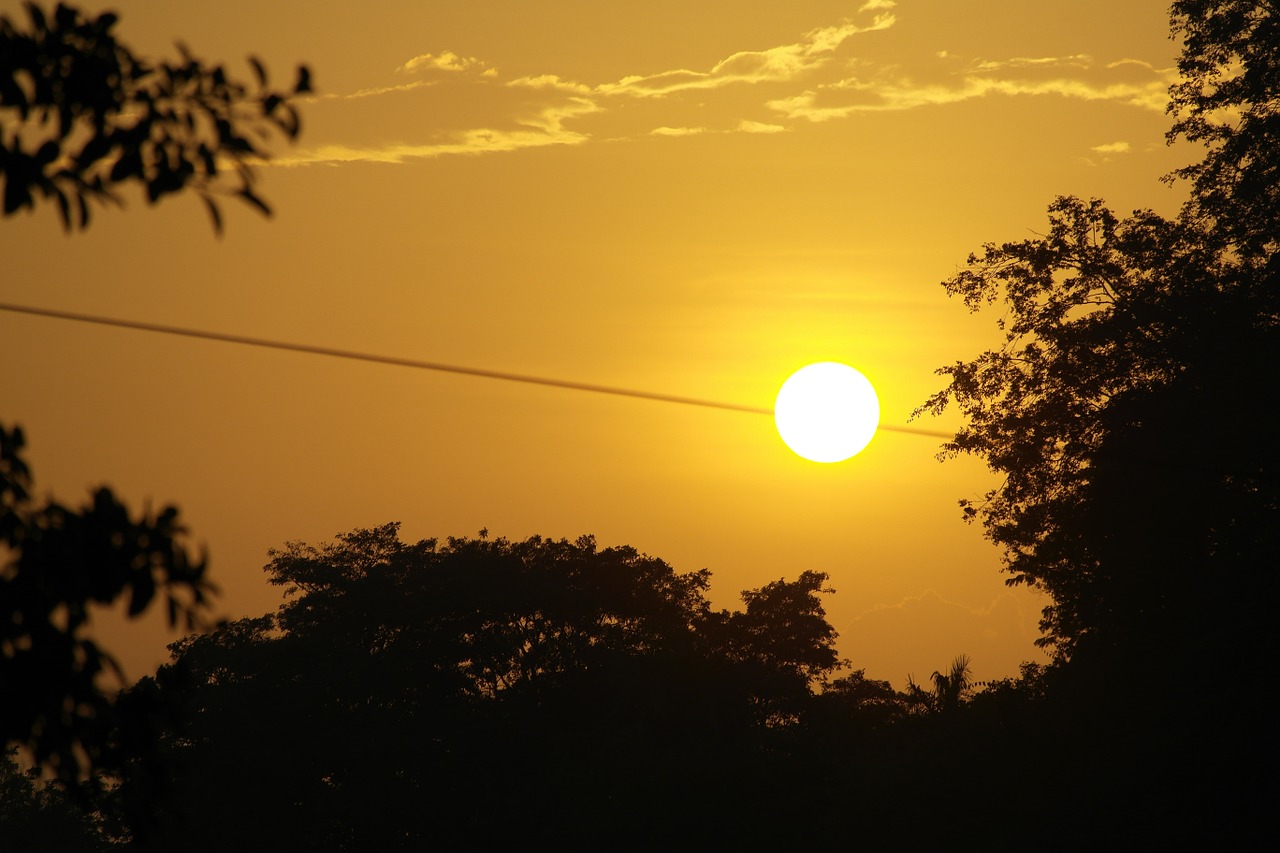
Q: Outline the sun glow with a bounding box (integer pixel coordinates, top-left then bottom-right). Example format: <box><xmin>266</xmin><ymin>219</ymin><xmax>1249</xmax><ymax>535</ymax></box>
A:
<box><xmin>774</xmin><ymin>362</ymin><xmax>880</xmax><ymax>462</ymax></box>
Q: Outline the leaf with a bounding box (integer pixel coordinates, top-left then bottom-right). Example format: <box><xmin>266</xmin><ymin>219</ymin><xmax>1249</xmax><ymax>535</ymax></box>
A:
<box><xmin>35</xmin><ymin>139</ymin><xmax>59</xmax><ymax>165</ymax></box>
<box><xmin>76</xmin><ymin>133</ymin><xmax>113</xmax><ymax>168</ymax></box>
<box><xmin>248</xmin><ymin>55</ymin><xmax>267</xmax><ymax>87</ymax></box>
<box><xmin>109</xmin><ymin>150</ymin><xmax>141</xmax><ymax>182</ymax></box>
<box><xmin>127</xmin><ymin>575</ymin><xmax>156</xmax><ymax>617</ymax></box>
<box><xmin>201</xmin><ymin>194</ymin><xmax>223</xmax><ymax>235</ymax></box>
<box><xmin>3</xmin><ymin>169</ymin><xmax>34</xmax><ymax>214</ymax></box>
<box><xmin>25</xmin><ymin>2</ymin><xmax>47</xmax><ymax>35</ymax></box>
<box><xmin>237</xmin><ymin>186</ymin><xmax>272</xmax><ymax>217</ymax></box>
<box><xmin>54</xmin><ymin>187</ymin><xmax>70</xmax><ymax>231</ymax></box>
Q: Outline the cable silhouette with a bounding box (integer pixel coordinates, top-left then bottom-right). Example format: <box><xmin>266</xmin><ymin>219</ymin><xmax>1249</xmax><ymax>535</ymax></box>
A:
<box><xmin>0</xmin><ymin>301</ymin><xmax>953</xmax><ymax>438</ymax></box>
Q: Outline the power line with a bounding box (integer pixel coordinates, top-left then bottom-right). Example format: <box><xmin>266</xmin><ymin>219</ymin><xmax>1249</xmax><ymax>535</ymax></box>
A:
<box><xmin>0</xmin><ymin>301</ymin><xmax>953</xmax><ymax>439</ymax></box>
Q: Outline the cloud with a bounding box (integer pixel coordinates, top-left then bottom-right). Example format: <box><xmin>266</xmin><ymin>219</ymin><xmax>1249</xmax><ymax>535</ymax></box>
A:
<box><xmin>736</xmin><ymin>120</ymin><xmax>786</xmax><ymax>134</ymax></box>
<box><xmin>595</xmin><ymin>17</ymin><xmax>895</xmax><ymax>99</ymax></box>
<box><xmin>399</xmin><ymin>51</ymin><xmax>493</xmax><ymax>75</ymax></box>
<box><xmin>290</xmin><ymin>7</ymin><xmax>1170</xmax><ymax>168</ymax></box>
<box><xmin>971</xmin><ymin>54</ymin><xmax>1093</xmax><ymax>72</ymax></box>
<box><xmin>650</xmin><ymin>126</ymin><xmax>709</xmax><ymax>137</ymax></box>
<box><xmin>507</xmin><ymin>74</ymin><xmax>592</xmax><ymax>94</ymax></box>
<box><xmin>841</xmin><ymin>589</ymin><xmax>1047</xmax><ymax>686</ymax></box>
<box><xmin>649</xmin><ymin>120</ymin><xmax>786</xmax><ymax>137</ymax></box>
<box><xmin>305</xmin><ymin>80</ymin><xmax>436</xmax><ymax>102</ymax></box>
<box><xmin>1091</xmin><ymin>140</ymin><xmax>1131</xmax><ymax>154</ymax></box>
<box><xmin>769</xmin><ymin>64</ymin><xmax>1172</xmax><ymax>121</ymax></box>
<box><xmin>276</xmin><ymin>97</ymin><xmax>599</xmax><ymax>166</ymax></box>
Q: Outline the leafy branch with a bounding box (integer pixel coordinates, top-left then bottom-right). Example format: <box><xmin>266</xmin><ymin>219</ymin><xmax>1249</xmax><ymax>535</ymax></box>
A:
<box><xmin>0</xmin><ymin>2</ymin><xmax>311</xmax><ymax>233</ymax></box>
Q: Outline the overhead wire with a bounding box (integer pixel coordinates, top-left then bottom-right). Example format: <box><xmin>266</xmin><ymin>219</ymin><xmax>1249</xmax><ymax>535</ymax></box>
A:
<box><xmin>0</xmin><ymin>301</ymin><xmax>953</xmax><ymax>439</ymax></box>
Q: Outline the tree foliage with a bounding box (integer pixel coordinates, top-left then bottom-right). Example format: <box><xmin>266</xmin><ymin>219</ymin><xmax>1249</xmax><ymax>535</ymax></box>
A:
<box><xmin>0</xmin><ymin>423</ymin><xmax>214</xmax><ymax>786</ymax></box>
<box><xmin>1167</xmin><ymin>0</ymin><xmax>1280</xmax><ymax>254</ymax></box>
<box><xmin>0</xmin><ymin>1</ymin><xmax>310</xmax><ymax>232</ymax></box>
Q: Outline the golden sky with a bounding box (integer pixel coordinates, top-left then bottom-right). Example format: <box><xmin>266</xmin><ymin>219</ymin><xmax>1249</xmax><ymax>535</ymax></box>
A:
<box><xmin>1</xmin><ymin>0</ymin><xmax>1192</xmax><ymax>686</ymax></box>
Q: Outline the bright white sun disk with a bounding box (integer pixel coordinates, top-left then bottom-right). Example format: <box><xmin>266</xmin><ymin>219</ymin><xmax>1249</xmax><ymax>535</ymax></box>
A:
<box><xmin>774</xmin><ymin>362</ymin><xmax>880</xmax><ymax>462</ymax></box>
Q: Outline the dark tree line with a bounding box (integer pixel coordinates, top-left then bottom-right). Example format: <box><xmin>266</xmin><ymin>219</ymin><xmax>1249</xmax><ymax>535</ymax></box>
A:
<box><xmin>113</xmin><ymin>526</ymin><xmax>855</xmax><ymax>849</ymax></box>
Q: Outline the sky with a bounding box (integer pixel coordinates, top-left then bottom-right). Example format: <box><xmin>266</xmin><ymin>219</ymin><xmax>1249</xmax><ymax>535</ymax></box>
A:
<box><xmin>1</xmin><ymin>0</ymin><xmax>1194</xmax><ymax>688</ymax></box>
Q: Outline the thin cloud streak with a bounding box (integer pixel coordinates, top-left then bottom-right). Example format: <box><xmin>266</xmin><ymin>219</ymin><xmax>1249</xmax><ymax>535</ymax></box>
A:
<box><xmin>770</xmin><ymin>73</ymin><xmax>1172</xmax><ymax>122</ymax></box>
<box><xmin>276</xmin><ymin>98</ymin><xmax>599</xmax><ymax>166</ymax></box>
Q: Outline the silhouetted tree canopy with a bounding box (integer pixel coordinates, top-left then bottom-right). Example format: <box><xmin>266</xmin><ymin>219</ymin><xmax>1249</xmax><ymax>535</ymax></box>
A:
<box><xmin>119</xmin><ymin>524</ymin><xmax>851</xmax><ymax>849</ymax></box>
<box><xmin>914</xmin><ymin>196</ymin><xmax>1279</xmax><ymax>660</ymax></box>
<box><xmin>0</xmin><ymin>423</ymin><xmax>213</xmax><ymax>786</ymax></box>
<box><xmin>0</xmin><ymin>2</ymin><xmax>310</xmax><ymax>232</ymax></box>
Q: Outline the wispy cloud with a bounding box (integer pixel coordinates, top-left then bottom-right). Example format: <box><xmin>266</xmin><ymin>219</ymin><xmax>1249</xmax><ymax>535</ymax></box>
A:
<box><xmin>970</xmin><ymin>54</ymin><xmax>1093</xmax><ymax>72</ymax></box>
<box><xmin>398</xmin><ymin>51</ymin><xmax>496</xmax><ymax>77</ymax></box>
<box><xmin>276</xmin><ymin>97</ymin><xmax>598</xmax><ymax>166</ymax></box>
<box><xmin>595</xmin><ymin>18</ymin><xmax>895</xmax><ymax>99</ymax></box>
<box><xmin>736</xmin><ymin>120</ymin><xmax>786</xmax><ymax>134</ymax></box>
<box><xmin>505</xmin><ymin>14</ymin><xmax>895</xmax><ymax>102</ymax></box>
<box><xmin>282</xmin><ymin>7</ymin><xmax>1171</xmax><ymax>167</ymax></box>
<box><xmin>768</xmin><ymin>53</ymin><xmax>1173</xmax><ymax>121</ymax></box>
<box><xmin>1091</xmin><ymin>140</ymin><xmax>1131</xmax><ymax>154</ymax></box>
<box><xmin>305</xmin><ymin>80</ymin><xmax>436</xmax><ymax>102</ymax></box>
<box><xmin>842</xmin><ymin>589</ymin><xmax>1048</xmax><ymax>685</ymax></box>
<box><xmin>650</xmin><ymin>126</ymin><xmax>709</xmax><ymax>137</ymax></box>
<box><xmin>649</xmin><ymin>120</ymin><xmax>786</xmax><ymax>138</ymax></box>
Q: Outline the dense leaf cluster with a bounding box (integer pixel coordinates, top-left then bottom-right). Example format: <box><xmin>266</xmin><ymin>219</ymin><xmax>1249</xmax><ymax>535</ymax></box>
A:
<box><xmin>0</xmin><ymin>2</ymin><xmax>310</xmax><ymax>232</ymax></box>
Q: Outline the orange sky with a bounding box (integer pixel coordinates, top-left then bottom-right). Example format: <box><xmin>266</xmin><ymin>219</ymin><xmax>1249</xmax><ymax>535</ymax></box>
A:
<box><xmin>1</xmin><ymin>0</ymin><xmax>1193</xmax><ymax>687</ymax></box>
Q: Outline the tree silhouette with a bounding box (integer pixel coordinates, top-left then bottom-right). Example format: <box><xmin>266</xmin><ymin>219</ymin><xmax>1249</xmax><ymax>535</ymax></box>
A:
<box><xmin>911</xmin><ymin>4</ymin><xmax>1277</xmax><ymax>842</ymax></box>
<box><xmin>0</xmin><ymin>2</ymin><xmax>310</xmax><ymax>232</ymax></box>
<box><xmin>912</xmin><ymin>196</ymin><xmax>1280</xmax><ymax>658</ymax></box>
<box><xmin>905</xmin><ymin>654</ymin><xmax>972</xmax><ymax>715</ymax></box>
<box><xmin>117</xmin><ymin>525</ymin><xmax>851</xmax><ymax>849</ymax></box>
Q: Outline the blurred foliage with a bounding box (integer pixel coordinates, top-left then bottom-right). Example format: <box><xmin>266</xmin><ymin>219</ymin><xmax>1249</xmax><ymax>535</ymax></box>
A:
<box><xmin>0</xmin><ymin>747</ymin><xmax>111</xmax><ymax>852</ymax></box>
<box><xmin>0</xmin><ymin>423</ymin><xmax>214</xmax><ymax>789</ymax></box>
<box><xmin>0</xmin><ymin>2</ymin><xmax>310</xmax><ymax>232</ymax></box>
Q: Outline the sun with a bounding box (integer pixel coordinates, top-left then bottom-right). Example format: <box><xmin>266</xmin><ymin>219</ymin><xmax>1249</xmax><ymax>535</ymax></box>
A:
<box><xmin>774</xmin><ymin>362</ymin><xmax>880</xmax><ymax>462</ymax></box>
